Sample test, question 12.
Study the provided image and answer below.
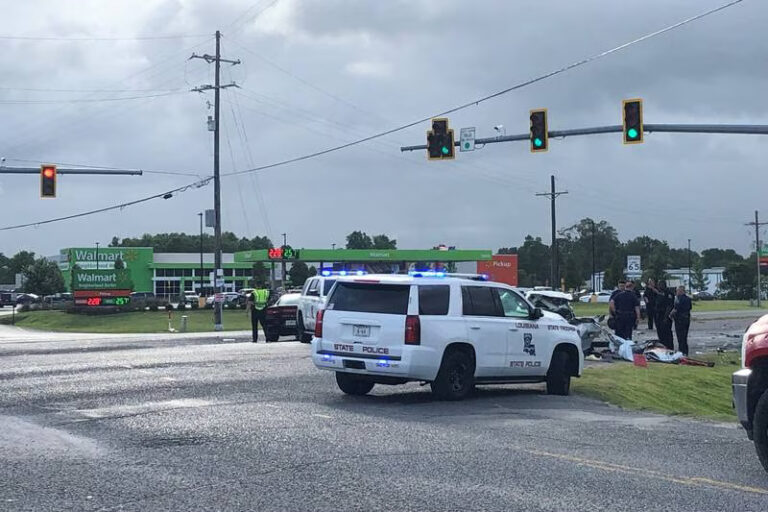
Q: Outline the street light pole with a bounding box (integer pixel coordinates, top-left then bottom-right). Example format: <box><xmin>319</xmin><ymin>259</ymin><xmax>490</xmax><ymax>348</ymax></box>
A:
<box><xmin>282</xmin><ymin>233</ymin><xmax>287</xmax><ymax>288</ymax></box>
<box><xmin>95</xmin><ymin>242</ymin><xmax>100</xmax><ymax>271</ymax></box>
<box><xmin>591</xmin><ymin>219</ymin><xmax>596</xmax><ymax>291</ymax></box>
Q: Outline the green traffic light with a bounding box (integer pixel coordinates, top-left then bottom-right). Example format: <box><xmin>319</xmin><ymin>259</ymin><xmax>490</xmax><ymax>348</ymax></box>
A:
<box><xmin>441</xmin><ymin>146</ymin><xmax>449</xmax><ymax>155</ymax></box>
<box><xmin>534</xmin><ymin>138</ymin><xmax>543</xmax><ymax>147</ymax></box>
<box><xmin>627</xmin><ymin>128</ymin><xmax>638</xmax><ymax>139</ymax></box>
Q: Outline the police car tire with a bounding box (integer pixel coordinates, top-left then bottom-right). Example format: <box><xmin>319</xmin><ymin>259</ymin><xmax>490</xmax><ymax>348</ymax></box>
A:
<box><xmin>754</xmin><ymin>389</ymin><xmax>768</xmax><ymax>473</ymax></box>
<box><xmin>546</xmin><ymin>350</ymin><xmax>571</xmax><ymax>396</ymax></box>
<box><xmin>335</xmin><ymin>372</ymin><xmax>374</xmax><ymax>396</ymax></box>
<box><xmin>297</xmin><ymin>316</ymin><xmax>312</xmax><ymax>343</ymax></box>
<box><xmin>431</xmin><ymin>349</ymin><xmax>475</xmax><ymax>401</ymax></box>
<box><xmin>265</xmin><ymin>331</ymin><xmax>279</xmax><ymax>342</ymax></box>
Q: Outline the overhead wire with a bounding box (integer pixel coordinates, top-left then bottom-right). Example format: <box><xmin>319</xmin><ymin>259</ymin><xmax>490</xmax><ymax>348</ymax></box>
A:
<box><xmin>222</xmin><ymin>0</ymin><xmax>745</xmax><ymax>177</ymax></box>
<box><xmin>0</xmin><ymin>0</ymin><xmax>744</xmax><ymax>232</ymax></box>
<box><xmin>221</xmin><ymin>109</ymin><xmax>254</xmax><ymax>236</ymax></box>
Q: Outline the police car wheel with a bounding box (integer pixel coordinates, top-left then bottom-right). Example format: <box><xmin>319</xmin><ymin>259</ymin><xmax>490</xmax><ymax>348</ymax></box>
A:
<box><xmin>297</xmin><ymin>316</ymin><xmax>312</xmax><ymax>343</ymax></box>
<box><xmin>431</xmin><ymin>349</ymin><xmax>475</xmax><ymax>401</ymax></box>
<box><xmin>335</xmin><ymin>372</ymin><xmax>374</xmax><ymax>396</ymax></box>
<box><xmin>546</xmin><ymin>351</ymin><xmax>571</xmax><ymax>396</ymax></box>
<box><xmin>265</xmin><ymin>331</ymin><xmax>279</xmax><ymax>342</ymax></box>
<box><xmin>754</xmin><ymin>389</ymin><xmax>768</xmax><ymax>473</ymax></box>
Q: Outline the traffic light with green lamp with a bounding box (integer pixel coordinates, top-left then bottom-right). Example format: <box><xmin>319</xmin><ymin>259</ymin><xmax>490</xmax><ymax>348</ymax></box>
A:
<box><xmin>426</xmin><ymin>118</ymin><xmax>455</xmax><ymax>160</ymax></box>
<box><xmin>622</xmin><ymin>98</ymin><xmax>643</xmax><ymax>144</ymax></box>
<box><xmin>529</xmin><ymin>109</ymin><xmax>548</xmax><ymax>153</ymax></box>
<box><xmin>40</xmin><ymin>164</ymin><xmax>57</xmax><ymax>198</ymax></box>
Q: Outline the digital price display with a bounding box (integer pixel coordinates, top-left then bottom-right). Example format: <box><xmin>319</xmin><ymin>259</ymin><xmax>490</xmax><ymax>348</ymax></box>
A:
<box><xmin>82</xmin><ymin>296</ymin><xmax>131</xmax><ymax>307</ymax></box>
<box><xmin>268</xmin><ymin>246</ymin><xmax>297</xmax><ymax>260</ymax></box>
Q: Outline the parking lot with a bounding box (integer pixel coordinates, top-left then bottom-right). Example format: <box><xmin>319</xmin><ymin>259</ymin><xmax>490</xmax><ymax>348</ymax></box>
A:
<box><xmin>0</xmin><ymin>333</ymin><xmax>766</xmax><ymax>511</ymax></box>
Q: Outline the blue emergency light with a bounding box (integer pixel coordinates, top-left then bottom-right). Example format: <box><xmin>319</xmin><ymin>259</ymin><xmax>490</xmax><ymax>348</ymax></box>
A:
<box><xmin>320</xmin><ymin>269</ymin><xmax>367</xmax><ymax>277</ymax></box>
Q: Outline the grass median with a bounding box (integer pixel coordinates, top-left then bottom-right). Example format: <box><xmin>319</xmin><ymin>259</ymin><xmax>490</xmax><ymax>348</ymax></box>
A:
<box><xmin>572</xmin><ymin>353</ymin><xmax>740</xmax><ymax>421</ymax></box>
<box><xmin>0</xmin><ymin>309</ymin><xmax>254</xmax><ymax>333</ymax></box>
<box><xmin>572</xmin><ymin>299</ymin><xmax>767</xmax><ymax>317</ymax></box>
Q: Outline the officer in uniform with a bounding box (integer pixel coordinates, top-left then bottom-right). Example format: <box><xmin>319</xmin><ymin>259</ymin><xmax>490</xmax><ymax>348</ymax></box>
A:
<box><xmin>609</xmin><ymin>280</ymin><xmax>641</xmax><ymax>340</ymax></box>
<box><xmin>644</xmin><ymin>278</ymin><xmax>657</xmax><ymax>330</ymax></box>
<box><xmin>648</xmin><ymin>280</ymin><xmax>676</xmax><ymax>350</ymax></box>
<box><xmin>670</xmin><ymin>286</ymin><xmax>692</xmax><ymax>356</ymax></box>
<box><xmin>247</xmin><ymin>282</ymin><xmax>273</xmax><ymax>343</ymax></box>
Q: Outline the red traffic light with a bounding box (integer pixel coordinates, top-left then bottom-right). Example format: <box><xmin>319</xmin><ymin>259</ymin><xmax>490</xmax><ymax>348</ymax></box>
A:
<box><xmin>40</xmin><ymin>164</ymin><xmax>57</xmax><ymax>198</ymax></box>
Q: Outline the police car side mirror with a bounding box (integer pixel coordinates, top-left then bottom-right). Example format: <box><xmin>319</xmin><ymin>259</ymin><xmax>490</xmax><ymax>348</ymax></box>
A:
<box><xmin>531</xmin><ymin>307</ymin><xmax>544</xmax><ymax>320</ymax></box>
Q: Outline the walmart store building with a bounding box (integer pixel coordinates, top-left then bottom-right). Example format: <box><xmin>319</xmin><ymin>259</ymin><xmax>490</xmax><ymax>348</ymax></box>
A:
<box><xmin>56</xmin><ymin>247</ymin><xmax>254</xmax><ymax>299</ymax></box>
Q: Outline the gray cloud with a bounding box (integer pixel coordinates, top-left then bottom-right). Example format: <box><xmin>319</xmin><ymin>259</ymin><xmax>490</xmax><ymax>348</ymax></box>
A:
<box><xmin>0</xmin><ymin>0</ymin><xmax>764</xmax><ymax>260</ymax></box>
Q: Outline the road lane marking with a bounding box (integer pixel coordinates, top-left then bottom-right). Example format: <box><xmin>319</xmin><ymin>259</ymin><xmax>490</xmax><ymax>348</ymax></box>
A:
<box><xmin>312</xmin><ymin>413</ymin><xmax>332</xmax><ymax>419</ymax></box>
<box><xmin>523</xmin><ymin>448</ymin><xmax>768</xmax><ymax>495</ymax></box>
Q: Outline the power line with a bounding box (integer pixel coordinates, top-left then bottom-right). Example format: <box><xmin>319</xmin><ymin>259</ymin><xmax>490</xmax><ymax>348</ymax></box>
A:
<box><xmin>0</xmin><ymin>177</ymin><xmax>211</xmax><ymax>232</ymax></box>
<box><xmin>224</xmin><ymin>0</ymin><xmax>743</xmax><ymax>177</ymax></box>
<box><xmin>0</xmin><ymin>1</ymin><xmax>742</xmax><ymax>232</ymax></box>
<box><xmin>0</xmin><ymin>33</ymin><xmax>209</xmax><ymax>41</ymax></box>
<box><xmin>0</xmin><ymin>91</ymin><xmax>186</xmax><ymax>104</ymax></box>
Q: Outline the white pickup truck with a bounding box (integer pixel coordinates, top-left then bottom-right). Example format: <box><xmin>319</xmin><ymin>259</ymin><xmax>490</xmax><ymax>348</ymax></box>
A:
<box><xmin>296</xmin><ymin>274</ymin><xmax>338</xmax><ymax>343</ymax></box>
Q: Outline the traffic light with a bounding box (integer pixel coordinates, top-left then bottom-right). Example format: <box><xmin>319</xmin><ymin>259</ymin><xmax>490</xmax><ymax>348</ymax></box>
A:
<box><xmin>622</xmin><ymin>98</ymin><xmax>643</xmax><ymax>144</ymax></box>
<box><xmin>529</xmin><ymin>109</ymin><xmax>548</xmax><ymax>153</ymax></box>
<box><xmin>426</xmin><ymin>118</ymin><xmax>455</xmax><ymax>160</ymax></box>
<box><xmin>40</xmin><ymin>164</ymin><xmax>57</xmax><ymax>198</ymax></box>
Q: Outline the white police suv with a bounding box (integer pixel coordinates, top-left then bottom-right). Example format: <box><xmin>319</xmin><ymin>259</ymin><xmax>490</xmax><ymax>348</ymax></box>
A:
<box><xmin>311</xmin><ymin>272</ymin><xmax>583</xmax><ymax>400</ymax></box>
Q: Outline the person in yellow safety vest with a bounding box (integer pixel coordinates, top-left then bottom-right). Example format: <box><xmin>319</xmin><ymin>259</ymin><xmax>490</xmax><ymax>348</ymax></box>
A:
<box><xmin>246</xmin><ymin>284</ymin><xmax>272</xmax><ymax>343</ymax></box>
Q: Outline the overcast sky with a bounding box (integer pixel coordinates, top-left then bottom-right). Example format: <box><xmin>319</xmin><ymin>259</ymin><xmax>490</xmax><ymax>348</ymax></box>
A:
<box><xmin>0</xmin><ymin>0</ymin><xmax>765</xmax><ymax>258</ymax></box>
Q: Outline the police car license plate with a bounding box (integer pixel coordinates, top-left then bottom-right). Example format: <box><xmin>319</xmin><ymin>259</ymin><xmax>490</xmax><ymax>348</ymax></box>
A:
<box><xmin>285</xmin><ymin>320</ymin><xmax>296</xmax><ymax>327</ymax></box>
<box><xmin>353</xmin><ymin>325</ymin><xmax>370</xmax><ymax>337</ymax></box>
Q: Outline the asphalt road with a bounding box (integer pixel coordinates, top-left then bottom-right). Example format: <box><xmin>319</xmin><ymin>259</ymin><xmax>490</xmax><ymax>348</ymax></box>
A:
<box><xmin>0</xmin><ymin>333</ymin><xmax>766</xmax><ymax>512</ymax></box>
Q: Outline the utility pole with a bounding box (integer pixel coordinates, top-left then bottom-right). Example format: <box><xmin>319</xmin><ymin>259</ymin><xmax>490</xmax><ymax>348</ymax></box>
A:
<box><xmin>198</xmin><ymin>212</ymin><xmax>204</xmax><ymax>297</ymax></box>
<box><xmin>746</xmin><ymin>211</ymin><xmax>768</xmax><ymax>308</ymax></box>
<box><xmin>536</xmin><ymin>175</ymin><xmax>568</xmax><ymax>289</ymax></box>
<box><xmin>687</xmin><ymin>238</ymin><xmax>692</xmax><ymax>292</ymax></box>
<box><xmin>591</xmin><ymin>219</ymin><xmax>596</xmax><ymax>292</ymax></box>
<box><xmin>190</xmin><ymin>31</ymin><xmax>240</xmax><ymax>330</ymax></box>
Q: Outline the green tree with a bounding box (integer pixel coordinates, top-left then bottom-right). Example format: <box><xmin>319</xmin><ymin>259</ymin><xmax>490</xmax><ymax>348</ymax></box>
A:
<box><xmin>308</xmin><ymin>265</ymin><xmax>318</xmax><ymax>277</ymax></box>
<box><xmin>10</xmin><ymin>250</ymin><xmax>36</xmax><ymax>274</ymax></box>
<box><xmin>372</xmin><ymin>234</ymin><xmax>397</xmax><ymax>249</ymax></box>
<box><xmin>251</xmin><ymin>262</ymin><xmax>269</xmax><ymax>287</ymax></box>
<box><xmin>23</xmin><ymin>258</ymin><xmax>65</xmax><ymax>295</ymax></box>
<box><xmin>517</xmin><ymin>236</ymin><xmax>551</xmax><ymax>287</ymax></box>
<box><xmin>690</xmin><ymin>259</ymin><xmax>709</xmax><ymax>292</ymax></box>
<box><xmin>113</xmin><ymin>232</ymin><xmax>272</xmax><ymax>252</ymax></box>
<box><xmin>346</xmin><ymin>231</ymin><xmax>373</xmax><ymax>249</ymax></box>
<box><xmin>559</xmin><ymin>218</ymin><xmax>620</xmax><ymax>289</ymax></box>
<box><xmin>288</xmin><ymin>261</ymin><xmax>311</xmax><ymax>287</ymax></box>
<box><xmin>701</xmin><ymin>248</ymin><xmax>744</xmax><ymax>268</ymax></box>
<box><xmin>719</xmin><ymin>257</ymin><xmax>756</xmax><ymax>299</ymax></box>
<box><xmin>113</xmin><ymin>256</ymin><xmax>125</xmax><ymax>270</ymax></box>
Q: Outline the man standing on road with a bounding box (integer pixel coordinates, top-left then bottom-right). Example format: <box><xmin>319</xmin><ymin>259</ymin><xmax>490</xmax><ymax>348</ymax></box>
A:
<box><xmin>609</xmin><ymin>281</ymin><xmax>641</xmax><ymax>340</ymax></box>
<box><xmin>670</xmin><ymin>286</ymin><xmax>692</xmax><ymax>356</ymax></box>
<box><xmin>246</xmin><ymin>282</ymin><xmax>272</xmax><ymax>343</ymax></box>
<box><xmin>644</xmin><ymin>278</ymin><xmax>657</xmax><ymax>330</ymax></box>
<box><xmin>648</xmin><ymin>280</ymin><xmax>676</xmax><ymax>350</ymax></box>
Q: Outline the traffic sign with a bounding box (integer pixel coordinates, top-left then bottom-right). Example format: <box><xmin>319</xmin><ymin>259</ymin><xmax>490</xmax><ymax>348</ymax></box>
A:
<box><xmin>460</xmin><ymin>127</ymin><xmax>476</xmax><ymax>152</ymax></box>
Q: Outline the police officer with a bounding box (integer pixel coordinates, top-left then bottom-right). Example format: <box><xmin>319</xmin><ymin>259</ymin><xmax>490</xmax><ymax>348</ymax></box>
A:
<box><xmin>644</xmin><ymin>278</ymin><xmax>657</xmax><ymax>330</ymax></box>
<box><xmin>648</xmin><ymin>280</ymin><xmax>675</xmax><ymax>350</ymax></box>
<box><xmin>246</xmin><ymin>281</ymin><xmax>273</xmax><ymax>343</ymax></box>
<box><xmin>670</xmin><ymin>285</ymin><xmax>692</xmax><ymax>356</ymax></box>
<box><xmin>609</xmin><ymin>280</ymin><xmax>640</xmax><ymax>340</ymax></box>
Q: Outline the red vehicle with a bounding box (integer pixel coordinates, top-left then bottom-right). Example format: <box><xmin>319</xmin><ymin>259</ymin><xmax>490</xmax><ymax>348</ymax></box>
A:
<box><xmin>264</xmin><ymin>293</ymin><xmax>301</xmax><ymax>342</ymax></box>
<box><xmin>733</xmin><ymin>314</ymin><xmax>768</xmax><ymax>472</ymax></box>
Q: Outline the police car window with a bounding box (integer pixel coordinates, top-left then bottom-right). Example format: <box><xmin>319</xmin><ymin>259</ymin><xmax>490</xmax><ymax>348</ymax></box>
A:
<box><xmin>462</xmin><ymin>286</ymin><xmax>503</xmax><ymax>317</ymax></box>
<box><xmin>496</xmin><ymin>289</ymin><xmax>530</xmax><ymax>318</ymax></box>
<box><xmin>322</xmin><ymin>279</ymin><xmax>336</xmax><ymax>295</ymax></box>
<box><xmin>307</xmin><ymin>279</ymin><xmax>319</xmax><ymax>295</ymax></box>
<box><xmin>418</xmin><ymin>285</ymin><xmax>449</xmax><ymax>315</ymax></box>
<box><xmin>329</xmin><ymin>283</ymin><xmax>409</xmax><ymax>314</ymax></box>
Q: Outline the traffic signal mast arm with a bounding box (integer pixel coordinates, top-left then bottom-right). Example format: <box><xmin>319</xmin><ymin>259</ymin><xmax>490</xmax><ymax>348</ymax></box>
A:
<box><xmin>400</xmin><ymin>123</ymin><xmax>768</xmax><ymax>152</ymax></box>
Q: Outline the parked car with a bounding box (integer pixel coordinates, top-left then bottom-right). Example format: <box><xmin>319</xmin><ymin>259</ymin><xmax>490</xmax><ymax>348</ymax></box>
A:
<box><xmin>15</xmin><ymin>293</ymin><xmax>40</xmax><ymax>305</ymax></box>
<box><xmin>733</xmin><ymin>314</ymin><xmax>768</xmax><ymax>473</ymax></box>
<box><xmin>0</xmin><ymin>292</ymin><xmax>12</xmax><ymax>308</ymax></box>
<box><xmin>43</xmin><ymin>293</ymin><xmax>73</xmax><ymax>309</ymax></box>
<box><xmin>296</xmin><ymin>275</ymin><xmax>338</xmax><ymax>343</ymax></box>
<box><xmin>264</xmin><ymin>293</ymin><xmax>302</xmax><ymax>342</ymax></box>
<box><xmin>129</xmin><ymin>292</ymin><xmax>169</xmax><ymax>311</ymax></box>
<box><xmin>525</xmin><ymin>290</ymin><xmax>574</xmax><ymax>320</ymax></box>
<box><xmin>579</xmin><ymin>291</ymin><xmax>612</xmax><ymax>303</ymax></box>
<box><xmin>692</xmin><ymin>291</ymin><xmax>715</xmax><ymax>301</ymax></box>
<box><xmin>312</xmin><ymin>273</ymin><xmax>583</xmax><ymax>399</ymax></box>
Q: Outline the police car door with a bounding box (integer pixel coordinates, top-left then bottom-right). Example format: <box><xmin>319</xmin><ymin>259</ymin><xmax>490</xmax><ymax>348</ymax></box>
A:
<box><xmin>496</xmin><ymin>288</ymin><xmax>545</xmax><ymax>376</ymax></box>
<box><xmin>461</xmin><ymin>285</ymin><xmax>508</xmax><ymax>377</ymax></box>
